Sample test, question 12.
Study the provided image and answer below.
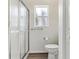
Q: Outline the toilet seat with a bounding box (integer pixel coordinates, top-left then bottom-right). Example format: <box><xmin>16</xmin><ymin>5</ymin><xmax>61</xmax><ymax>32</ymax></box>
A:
<box><xmin>45</xmin><ymin>44</ymin><xmax>58</xmax><ymax>49</ymax></box>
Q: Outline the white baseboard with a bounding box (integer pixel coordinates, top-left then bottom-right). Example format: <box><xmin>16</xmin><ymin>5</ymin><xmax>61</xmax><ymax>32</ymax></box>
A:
<box><xmin>29</xmin><ymin>51</ymin><xmax>48</xmax><ymax>53</ymax></box>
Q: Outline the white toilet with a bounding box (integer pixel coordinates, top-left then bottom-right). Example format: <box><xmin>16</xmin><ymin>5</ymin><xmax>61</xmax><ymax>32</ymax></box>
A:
<box><xmin>45</xmin><ymin>44</ymin><xmax>58</xmax><ymax>59</ymax></box>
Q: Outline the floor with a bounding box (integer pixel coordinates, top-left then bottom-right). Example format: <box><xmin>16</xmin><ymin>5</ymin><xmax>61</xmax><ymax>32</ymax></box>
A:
<box><xmin>27</xmin><ymin>53</ymin><xmax>48</xmax><ymax>59</ymax></box>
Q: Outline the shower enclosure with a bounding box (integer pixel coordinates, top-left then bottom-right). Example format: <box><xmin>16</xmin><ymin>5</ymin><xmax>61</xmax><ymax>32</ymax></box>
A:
<box><xmin>9</xmin><ymin>0</ymin><xmax>29</xmax><ymax>59</ymax></box>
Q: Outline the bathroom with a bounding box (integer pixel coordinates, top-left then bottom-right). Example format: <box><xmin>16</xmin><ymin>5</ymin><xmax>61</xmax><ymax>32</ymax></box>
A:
<box><xmin>9</xmin><ymin>0</ymin><xmax>69</xmax><ymax>59</ymax></box>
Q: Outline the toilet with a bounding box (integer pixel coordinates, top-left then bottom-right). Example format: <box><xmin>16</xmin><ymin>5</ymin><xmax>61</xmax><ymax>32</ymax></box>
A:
<box><xmin>45</xmin><ymin>44</ymin><xmax>58</xmax><ymax>59</ymax></box>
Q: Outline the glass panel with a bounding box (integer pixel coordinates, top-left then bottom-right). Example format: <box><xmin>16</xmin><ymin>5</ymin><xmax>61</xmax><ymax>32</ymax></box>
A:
<box><xmin>19</xmin><ymin>1</ymin><xmax>29</xmax><ymax>58</ymax></box>
<box><xmin>9</xmin><ymin>0</ymin><xmax>20</xmax><ymax>59</ymax></box>
<box><xmin>19</xmin><ymin>3</ymin><xmax>26</xmax><ymax>31</ymax></box>
<box><xmin>10</xmin><ymin>6</ymin><xmax>19</xmax><ymax>31</ymax></box>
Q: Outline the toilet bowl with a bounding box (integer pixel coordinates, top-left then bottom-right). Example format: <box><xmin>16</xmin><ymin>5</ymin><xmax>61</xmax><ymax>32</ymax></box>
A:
<box><xmin>45</xmin><ymin>44</ymin><xmax>58</xmax><ymax>59</ymax></box>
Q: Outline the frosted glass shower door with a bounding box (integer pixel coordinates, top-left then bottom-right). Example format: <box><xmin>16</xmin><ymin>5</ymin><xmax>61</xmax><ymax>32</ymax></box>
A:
<box><xmin>9</xmin><ymin>0</ymin><xmax>20</xmax><ymax>59</ymax></box>
<box><xmin>19</xmin><ymin>1</ymin><xmax>29</xmax><ymax>59</ymax></box>
<box><xmin>9</xmin><ymin>0</ymin><xmax>29</xmax><ymax>59</ymax></box>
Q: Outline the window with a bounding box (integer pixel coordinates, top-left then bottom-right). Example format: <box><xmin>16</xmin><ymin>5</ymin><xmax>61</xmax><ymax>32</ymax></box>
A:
<box><xmin>34</xmin><ymin>5</ymin><xmax>49</xmax><ymax>27</ymax></box>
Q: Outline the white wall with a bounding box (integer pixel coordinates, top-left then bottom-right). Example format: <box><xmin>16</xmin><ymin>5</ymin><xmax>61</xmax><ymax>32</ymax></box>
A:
<box><xmin>24</xmin><ymin>0</ymin><xmax>58</xmax><ymax>53</ymax></box>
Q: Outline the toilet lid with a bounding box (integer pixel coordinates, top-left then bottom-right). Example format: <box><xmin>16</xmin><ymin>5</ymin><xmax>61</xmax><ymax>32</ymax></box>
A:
<box><xmin>45</xmin><ymin>44</ymin><xmax>58</xmax><ymax>49</ymax></box>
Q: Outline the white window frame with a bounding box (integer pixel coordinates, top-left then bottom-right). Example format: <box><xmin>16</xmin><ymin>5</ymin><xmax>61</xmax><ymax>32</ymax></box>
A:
<box><xmin>34</xmin><ymin>5</ymin><xmax>49</xmax><ymax>27</ymax></box>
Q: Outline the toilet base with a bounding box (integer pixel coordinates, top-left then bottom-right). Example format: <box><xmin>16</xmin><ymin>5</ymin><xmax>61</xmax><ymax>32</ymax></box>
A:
<box><xmin>48</xmin><ymin>53</ymin><xmax>55</xmax><ymax>59</ymax></box>
<box><xmin>48</xmin><ymin>50</ymin><xmax>58</xmax><ymax>59</ymax></box>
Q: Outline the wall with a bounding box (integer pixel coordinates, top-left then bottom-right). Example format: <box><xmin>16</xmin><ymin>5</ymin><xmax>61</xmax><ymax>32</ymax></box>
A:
<box><xmin>24</xmin><ymin>0</ymin><xmax>58</xmax><ymax>52</ymax></box>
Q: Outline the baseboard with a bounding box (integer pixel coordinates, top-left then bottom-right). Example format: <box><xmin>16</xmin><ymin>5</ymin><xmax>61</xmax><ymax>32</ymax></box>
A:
<box><xmin>29</xmin><ymin>51</ymin><xmax>48</xmax><ymax>53</ymax></box>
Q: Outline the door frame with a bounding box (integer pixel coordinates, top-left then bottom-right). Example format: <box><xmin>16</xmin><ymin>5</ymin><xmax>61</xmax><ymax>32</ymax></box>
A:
<box><xmin>59</xmin><ymin>0</ymin><xmax>70</xmax><ymax>59</ymax></box>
